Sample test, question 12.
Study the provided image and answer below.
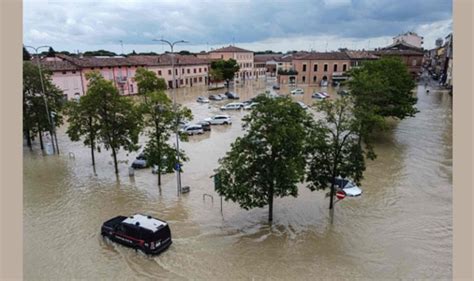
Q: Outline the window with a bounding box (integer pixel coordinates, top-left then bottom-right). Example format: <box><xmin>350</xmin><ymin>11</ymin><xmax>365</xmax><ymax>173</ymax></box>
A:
<box><xmin>72</xmin><ymin>71</ymin><xmax>76</xmax><ymax>74</ymax></box>
<box><xmin>412</xmin><ymin>59</ymin><xmax>417</xmax><ymax>66</ymax></box>
<box><xmin>168</xmin><ymin>70</ymin><xmax>172</xmax><ymax>75</ymax></box>
<box><xmin>182</xmin><ymin>69</ymin><xmax>185</xmax><ymax>74</ymax></box>
<box><xmin>175</xmin><ymin>69</ymin><xmax>178</xmax><ymax>75</ymax></box>
<box><xmin>193</xmin><ymin>77</ymin><xmax>197</xmax><ymax>83</ymax></box>
<box><xmin>185</xmin><ymin>78</ymin><xmax>188</xmax><ymax>85</ymax></box>
<box><xmin>130</xmin><ymin>84</ymin><xmax>134</xmax><ymax>93</ymax></box>
<box><xmin>158</xmin><ymin>70</ymin><xmax>162</xmax><ymax>76</ymax></box>
<box><xmin>343</xmin><ymin>64</ymin><xmax>347</xmax><ymax>71</ymax></box>
<box><xmin>187</xmin><ymin>69</ymin><xmax>190</xmax><ymax>74</ymax></box>
<box><xmin>199</xmin><ymin>77</ymin><xmax>202</xmax><ymax>82</ymax></box>
<box><xmin>324</xmin><ymin>64</ymin><xmax>328</xmax><ymax>72</ymax></box>
<box><xmin>302</xmin><ymin>64</ymin><xmax>307</xmax><ymax>72</ymax></box>
<box><xmin>314</xmin><ymin>64</ymin><xmax>318</xmax><ymax>71</ymax></box>
<box><xmin>193</xmin><ymin>68</ymin><xmax>196</xmax><ymax>73</ymax></box>
<box><xmin>302</xmin><ymin>76</ymin><xmax>306</xmax><ymax>83</ymax></box>
<box><xmin>333</xmin><ymin>64</ymin><xmax>338</xmax><ymax>72</ymax></box>
<box><xmin>204</xmin><ymin>67</ymin><xmax>207</xmax><ymax>72</ymax></box>
<box><xmin>199</xmin><ymin>68</ymin><xmax>202</xmax><ymax>73</ymax></box>
<box><xmin>313</xmin><ymin>76</ymin><xmax>317</xmax><ymax>83</ymax></box>
<box><xmin>180</xmin><ymin>79</ymin><xmax>184</xmax><ymax>85</ymax></box>
<box><xmin>62</xmin><ymin>71</ymin><xmax>67</xmax><ymax>74</ymax></box>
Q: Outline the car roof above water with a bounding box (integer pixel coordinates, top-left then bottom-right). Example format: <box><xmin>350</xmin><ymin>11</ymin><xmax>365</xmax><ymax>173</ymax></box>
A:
<box><xmin>122</xmin><ymin>214</ymin><xmax>168</xmax><ymax>232</ymax></box>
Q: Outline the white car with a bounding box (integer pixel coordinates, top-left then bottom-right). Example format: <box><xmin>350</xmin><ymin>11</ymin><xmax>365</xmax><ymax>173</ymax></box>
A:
<box><xmin>312</xmin><ymin>92</ymin><xmax>328</xmax><ymax>100</ymax></box>
<box><xmin>243</xmin><ymin>102</ymin><xmax>259</xmax><ymax>110</ymax></box>
<box><xmin>333</xmin><ymin>177</ymin><xmax>362</xmax><ymax>197</ymax></box>
<box><xmin>197</xmin><ymin>96</ymin><xmax>210</xmax><ymax>103</ymax></box>
<box><xmin>220</xmin><ymin>102</ymin><xmax>244</xmax><ymax>110</ymax></box>
<box><xmin>291</xmin><ymin>88</ymin><xmax>304</xmax><ymax>95</ymax></box>
<box><xmin>180</xmin><ymin>124</ymin><xmax>204</xmax><ymax>135</ymax></box>
<box><xmin>296</xmin><ymin>101</ymin><xmax>308</xmax><ymax>110</ymax></box>
<box><xmin>319</xmin><ymin>92</ymin><xmax>329</xmax><ymax>98</ymax></box>
<box><xmin>204</xmin><ymin>115</ymin><xmax>232</xmax><ymax>125</ymax></box>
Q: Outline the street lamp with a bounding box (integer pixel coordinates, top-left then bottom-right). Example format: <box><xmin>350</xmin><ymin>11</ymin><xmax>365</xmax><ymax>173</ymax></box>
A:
<box><xmin>24</xmin><ymin>45</ymin><xmax>59</xmax><ymax>155</ymax></box>
<box><xmin>153</xmin><ymin>38</ymin><xmax>188</xmax><ymax>195</ymax></box>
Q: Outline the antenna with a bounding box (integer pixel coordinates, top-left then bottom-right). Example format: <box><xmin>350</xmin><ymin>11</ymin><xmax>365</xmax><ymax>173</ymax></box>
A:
<box><xmin>119</xmin><ymin>40</ymin><xmax>124</xmax><ymax>55</ymax></box>
<box><xmin>367</xmin><ymin>40</ymin><xmax>371</xmax><ymax>50</ymax></box>
<box><xmin>325</xmin><ymin>42</ymin><xmax>328</xmax><ymax>52</ymax></box>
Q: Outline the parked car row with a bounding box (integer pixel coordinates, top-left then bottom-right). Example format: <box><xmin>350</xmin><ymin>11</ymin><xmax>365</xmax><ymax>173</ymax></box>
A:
<box><xmin>312</xmin><ymin>92</ymin><xmax>329</xmax><ymax>100</ymax></box>
<box><xmin>205</xmin><ymin>92</ymin><xmax>240</xmax><ymax>103</ymax></box>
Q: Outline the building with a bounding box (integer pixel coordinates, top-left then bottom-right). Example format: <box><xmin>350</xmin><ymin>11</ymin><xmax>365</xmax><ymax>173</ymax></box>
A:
<box><xmin>281</xmin><ymin>52</ymin><xmax>351</xmax><ymax>86</ymax></box>
<box><xmin>393</xmin><ymin>31</ymin><xmax>424</xmax><ymax>49</ymax></box>
<box><xmin>344</xmin><ymin>50</ymin><xmax>379</xmax><ymax>68</ymax></box>
<box><xmin>198</xmin><ymin>45</ymin><xmax>254</xmax><ymax>83</ymax></box>
<box><xmin>372</xmin><ymin>41</ymin><xmax>424</xmax><ymax>79</ymax></box>
<box><xmin>253</xmin><ymin>54</ymin><xmax>285</xmax><ymax>79</ymax></box>
<box><xmin>37</xmin><ymin>54</ymin><xmax>210</xmax><ymax>100</ymax></box>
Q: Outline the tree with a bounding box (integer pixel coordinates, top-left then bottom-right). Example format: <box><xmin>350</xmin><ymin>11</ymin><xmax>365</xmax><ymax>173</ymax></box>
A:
<box><xmin>46</xmin><ymin>47</ymin><xmax>56</xmax><ymax>57</ymax></box>
<box><xmin>210</xmin><ymin>59</ymin><xmax>240</xmax><ymax>90</ymax></box>
<box><xmin>84</xmin><ymin>71</ymin><xmax>142</xmax><ymax>174</ymax></box>
<box><xmin>208</xmin><ymin>67</ymin><xmax>223</xmax><ymax>87</ymax></box>
<box><xmin>83</xmin><ymin>50</ymin><xmax>117</xmax><ymax>57</ymax></box>
<box><xmin>23</xmin><ymin>61</ymin><xmax>64</xmax><ymax>151</ymax></box>
<box><xmin>306</xmin><ymin>97</ymin><xmax>366</xmax><ymax>210</ymax></box>
<box><xmin>346</xmin><ymin>57</ymin><xmax>418</xmax><ymax>159</ymax></box>
<box><xmin>214</xmin><ymin>95</ymin><xmax>312</xmax><ymax>222</ymax></box>
<box><xmin>23</xmin><ymin>47</ymin><xmax>31</xmax><ymax>61</ymax></box>
<box><xmin>65</xmin><ymin>95</ymin><xmax>101</xmax><ymax>167</ymax></box>
<box><xmin>134</xmin><ymin>68</ymin><xmax>192</xmax><ymax>185</ymax></box>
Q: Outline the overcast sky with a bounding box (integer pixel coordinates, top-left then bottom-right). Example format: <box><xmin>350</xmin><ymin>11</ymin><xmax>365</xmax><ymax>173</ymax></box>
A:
<box><xmin>23</xmin><ymin>0</ymin><xmax>452</xmax><ymax>54</ymax></box>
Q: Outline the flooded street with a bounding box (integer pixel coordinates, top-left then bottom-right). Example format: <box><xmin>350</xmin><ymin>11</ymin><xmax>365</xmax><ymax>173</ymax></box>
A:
<box><xmin>24</xmin><ymin>78</ymin><xmax>452</xmax><ymax>280</ymax></box>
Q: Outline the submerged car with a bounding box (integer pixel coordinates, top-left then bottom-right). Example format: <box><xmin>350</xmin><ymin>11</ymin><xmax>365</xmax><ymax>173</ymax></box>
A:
<box><xmin>132</xmin><ymin>153</ymin><xmax>148</xmax><ymax>169</ymax></box>
<box><xmin>312</xmin><ymin>92</ymin><xmax>328</xmax><ymax>100</ymax></box>
<box><xmin>196</xmin><ymin>121</ymin><xmax>211</xmax><ymax>131</ymax></box>
<box><xmin>101</xmin><ymin>214</ymin><xmax>172</xmax><ymax>255</ymax></box>
<box><xmin>196</xmin><ymin>96</ymin><xmax>210</xmax><ymax>103</ymax></box>
<box><xmin>296</xmin><ymin>101</ymin><xmax>308</xmax><ymax>110</ymax></box>
<box><xmin>332</xmin><ymin>177</ymin><xmax>362</xmax><ymax>197</ymax></box>
<box><xmin>180</xmin><ymin>124</ymin><xmax>204</xmax><ymax>135</ymax></box>
<box><xmin>243</xmin><ymin>102</ymin><xmax>259</xmax><ymax>110</ymax></box>
<box><xmin>225</xmin><ymin>92</ymin><xmax>240</xmax><ymax>99</ymax></box>
<box><xmin>204</xmin><ymin>115</ymin><xmax>232</xmax><ymax>125</ymax></box>
<box><xmin>337</xmin><ymin>89</ymin><xmax>350</xmax><ymax>96</ymax></box>
<box><xmin>272</xmin><ymin>84</ymin><xmax>281</xmax><ymax>90</ymax></box>
<box><xmin>220</xmin><ymin>102</ymin><xmax>244</xmax><ymax>110</ymax></box>
<box><xmin>209</xmin><ymin>94</ymin><xmax>223</xmax><ymax>101</ymax></box>
<box><xmin>291</xmin><ymin>88</ymin><xmax>304</xmax><ymax>95</ymax></box>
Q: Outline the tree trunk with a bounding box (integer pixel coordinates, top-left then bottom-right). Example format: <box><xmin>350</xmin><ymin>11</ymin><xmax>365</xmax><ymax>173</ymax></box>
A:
<box><xmin>53</xmin><ymin>130</ymin><xmax>60</xmax><ymax>154</ymax></box>
<box><xmin>89</xmin><ymin>117</ymin><xmax>95</xmax><ymax>167</ymax></box>
<box><xmin>25</xmin><ymin>129</ymin><xmax>32</xmax><ymax>149</ymax></box>
<box><xmin>268</xmin><ymin>184</ymin><xmax>274</xmax><ymax>223</ymax></box>
<box><xmin>329</xmin><ymin>181</ymin><xmax>336</xmax><ymax>210</ymax></box>
<box><xmin>38</xmin><ymin>129</ymin><xmax>44</xmax><ymax>150</ymax></box>
<box><xmin>111</xmin><ymin>146</ymin><xmax>119</xmax><ymax>174</ymax></box>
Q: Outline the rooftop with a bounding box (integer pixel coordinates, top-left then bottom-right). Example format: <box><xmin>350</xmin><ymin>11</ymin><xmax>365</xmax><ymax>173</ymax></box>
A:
<box><xmin>293</xmin><ymin>51</ymin><xmax>351</xmax><ymax>60</ymax></box>
<box><xmin>345</xmin><ymin>50</ymin><xmax>380</xmax><ymax>60</ymax></box>
<box><xmin>122</xmin><ymin>214</ymin><xmax>167</xmax><ymax>232</ymax></box>
<box><xmin>210</xmin><ymin>45</ymin><xmax>253</xmax><ymax>53</ymax></box>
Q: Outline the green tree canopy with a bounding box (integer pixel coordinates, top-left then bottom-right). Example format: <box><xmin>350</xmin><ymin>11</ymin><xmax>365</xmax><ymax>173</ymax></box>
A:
<box><xmin>134</xmin><ymin>67</ymin><xmax>192</xmax><ymax>185</ymax></box>
<box><xmin>84</xmin><ymin>71</ymin><xmax>142</xmax><ymax>174</ymax></box>
<box><xmin>215</xmin><ymin>95</ymin><xmax>312</xmax><ymax>222</ymax></box>
<box><xmin>306</xmin><ymin>97</ymin><xmax>366</xmax><ymax>209</ymax></box>
<box><xmin>23</xmin><ymin>61</ymin><xmax>64</xmax><ymax>150</ymax></box>
<box><xmin>210</xmin><ymin>59</ymin><xmax>240</xmax><ymax>90</ymax></box>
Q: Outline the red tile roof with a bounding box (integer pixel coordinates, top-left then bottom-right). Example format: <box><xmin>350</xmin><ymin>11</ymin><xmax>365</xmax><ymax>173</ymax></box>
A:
<box><xmin>210</xmin><ymin>45</ymin><xmax>253</xmax><ymax>53</ymax></box>
<box><xmin>293</xmin><ymin>52</ymin><xmax>351</xmax><ymax>60</ymax></box>
<box><xmin>345</xmin><ymin>50</ymin><xmax>380</xmax><ymax>60</ymax></box>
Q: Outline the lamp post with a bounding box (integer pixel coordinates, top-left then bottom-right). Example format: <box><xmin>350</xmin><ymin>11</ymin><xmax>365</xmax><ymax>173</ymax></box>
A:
<box><xmin>153</xmin><ymin>38</ymin><xmax>188</xmax><ymax>195</ymax></box>
<box><xmin>24</xmin><ymin>45</ymin><xmax>59</xmax><ymax>155</ymax></box>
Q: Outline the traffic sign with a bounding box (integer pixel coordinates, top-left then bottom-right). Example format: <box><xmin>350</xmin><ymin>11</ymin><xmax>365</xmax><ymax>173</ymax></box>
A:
<box><xmin>336</xmin><ymin>191</ymin><xmax>346</xmax><ymax>200</ymax></box>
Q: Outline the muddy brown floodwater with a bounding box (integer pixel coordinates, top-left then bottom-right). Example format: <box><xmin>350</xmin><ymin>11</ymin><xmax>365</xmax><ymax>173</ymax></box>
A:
<box><xmin>24</xmin><ymin>78</ymin><xmax>452</xmax><ymax>280</ymax></box>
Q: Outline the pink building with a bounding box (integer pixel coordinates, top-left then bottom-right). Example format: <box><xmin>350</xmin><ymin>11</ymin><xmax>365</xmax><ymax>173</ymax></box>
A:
<box><xmin>198</xmin><ymin>45</ymin><xmax>255</xmax><ymax>83</ymax></box>
<box><xmin>38</xmin><ymin>54</ymin><xmax>210</xmax><ymax>100</ymax></box>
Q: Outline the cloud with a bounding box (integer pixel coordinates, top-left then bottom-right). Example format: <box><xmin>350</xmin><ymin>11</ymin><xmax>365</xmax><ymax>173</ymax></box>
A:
<box><xmin>23</xmin><ymin>0</ymin><xmax>452</xmax><ymax>52</ymax></box>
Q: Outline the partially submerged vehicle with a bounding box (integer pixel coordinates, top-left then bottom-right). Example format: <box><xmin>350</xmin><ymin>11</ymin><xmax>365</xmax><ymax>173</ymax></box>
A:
<box><xmin>101</xmin><ymin>214</ymin><xmax>172</xmax><ymax>255</ymax></box>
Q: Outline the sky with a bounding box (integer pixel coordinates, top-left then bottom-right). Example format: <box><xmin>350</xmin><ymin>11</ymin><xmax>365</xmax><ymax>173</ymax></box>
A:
<box><xmin>23</xmin><ymin>0</ymin><xmax>452</xmax><ymax>54</ymax></box>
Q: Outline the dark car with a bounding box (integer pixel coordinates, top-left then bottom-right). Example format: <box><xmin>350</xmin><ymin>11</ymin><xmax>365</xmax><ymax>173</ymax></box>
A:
<box><xmin>101</xmin><ymin>214</ymin><xmax>172</xmax><ymax>255</ymax></box>
<box><xmin>225</xmin><ymin>92</ymin><xmax>240</xmax><ymax>99</ymax></box>
<box><xmin>272</xmin><ymin>84</ymin><xmax>280</xmax><ymax>90</ymax></box>
<box><xmin>197</xmin><ymin>121</ymin><xmax>211</xmax><ymax>131</ymax></box>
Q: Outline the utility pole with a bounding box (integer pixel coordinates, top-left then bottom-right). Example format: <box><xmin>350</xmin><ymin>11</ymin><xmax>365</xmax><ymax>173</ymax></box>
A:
<box><xmin>153</xmin><ymin>38</ymin><xmax>188</xmax><ymax>196</ymax></box>
<box><xmin>24</xmin><ymin>45</ymin><xmax>59</xmax><ymax>155</ymax></box>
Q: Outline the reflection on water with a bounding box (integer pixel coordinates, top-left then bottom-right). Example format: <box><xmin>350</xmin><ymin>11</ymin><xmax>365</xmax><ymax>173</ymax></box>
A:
<box><xmin>24</xmin><ymin>79</ymin><xmax>452</xmax><ymax>280</ymax></box>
